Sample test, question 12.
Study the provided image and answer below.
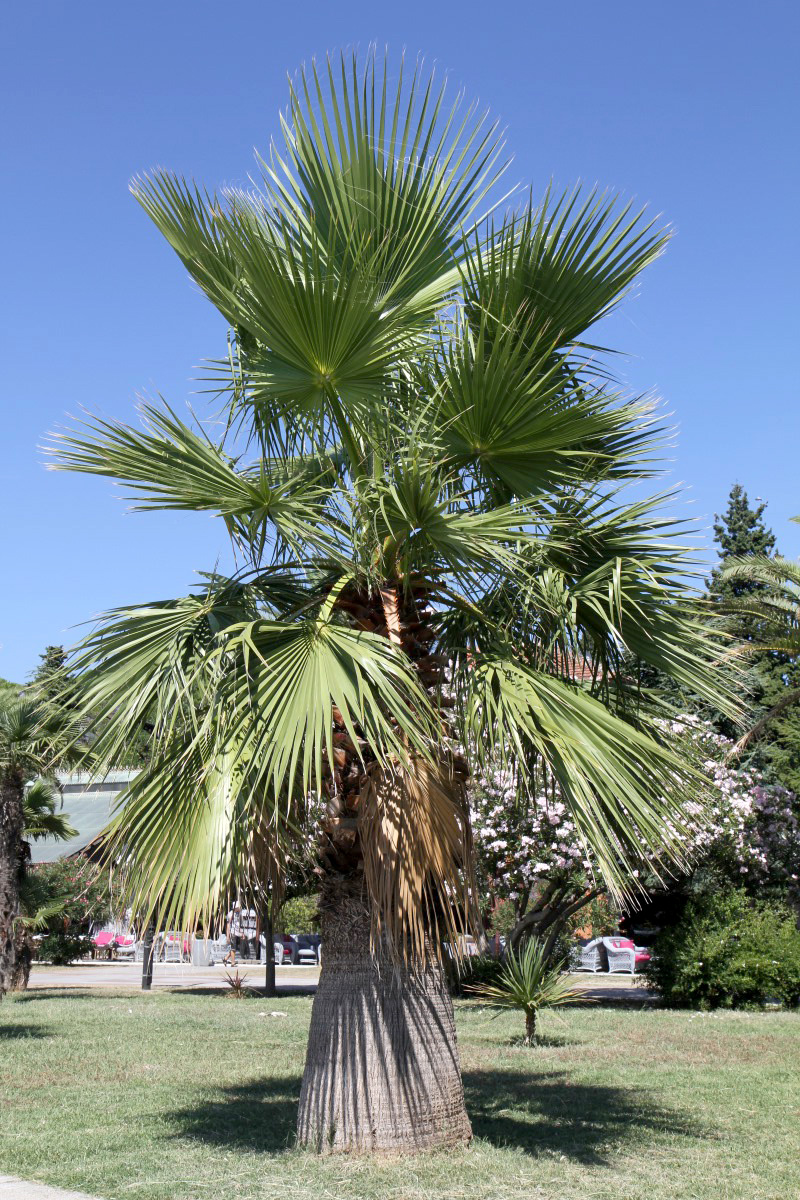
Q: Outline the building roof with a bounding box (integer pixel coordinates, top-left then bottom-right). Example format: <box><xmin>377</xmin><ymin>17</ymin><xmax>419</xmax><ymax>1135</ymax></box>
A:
<box><xmin>29</xmin><ymin>770</ymin><xmax>139</xmax><ymax>863</ymax></box>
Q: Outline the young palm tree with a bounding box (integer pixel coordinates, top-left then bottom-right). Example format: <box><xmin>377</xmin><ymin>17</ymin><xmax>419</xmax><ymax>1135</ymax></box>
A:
<box><xmin>23</xmin><ymin>778</ymin><xmax>79</xmax><ymax>844</ymax></box>
<box><xmin>48</xmin><ymin>53</ymin><xmax>735</xmax><ymax>1152</ymax></box>
<box><xmin>467</xmin><ymin>937</ymin><xmax>588</xmax><ymax>1045</ymax></box>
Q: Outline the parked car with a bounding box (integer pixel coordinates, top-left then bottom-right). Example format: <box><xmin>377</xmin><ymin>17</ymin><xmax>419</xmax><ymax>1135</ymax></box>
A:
<box><xmin>290</xmin><ymin>933</ymin><xmax>321</xmax><ymax>964</ymax></box>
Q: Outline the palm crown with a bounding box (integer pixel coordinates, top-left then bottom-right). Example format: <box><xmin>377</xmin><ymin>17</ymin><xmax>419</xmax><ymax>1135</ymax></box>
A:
<box><xmin>49</xmin><ymin>53</ymin><xmax>736</xmax><ymax>951</ymax></box>
<box><xmin>718</xmin><ymin>518</ymin><xmax>800</xmax><ymax>752</ymax></box>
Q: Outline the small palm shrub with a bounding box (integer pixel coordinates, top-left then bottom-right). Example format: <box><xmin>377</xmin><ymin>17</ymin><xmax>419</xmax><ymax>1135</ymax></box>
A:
<box><xmin>646</xmin><ymin>889</ymin><xmax>800</xmax><ymax>1009</ymax></box>
<box><xmin>467</xmin><ymin>937</ymin><xmax>588</xmax><ymax>1044</ymax></box>
<box><xmin>224</xmin><ymin>968</ymin><xmax>255</xmax><ymax>999</ymax></box>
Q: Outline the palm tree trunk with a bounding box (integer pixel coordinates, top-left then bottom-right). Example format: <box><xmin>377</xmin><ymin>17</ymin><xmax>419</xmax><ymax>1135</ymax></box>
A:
<box><xmin>297</xmin><ymin>875</ymin><xmax>472</xmax><ymax>1153</ymax></box>
<box><xmin>10</xmin><ymin>927</ymin><xmax>33</xmax><ymax>992</ymax></box>
<box><xmin>524</xmin><ymin>1009</ymin><xmax>537</xmax><ymax>1046</ymax></box>
<box><xmin>0</xmin><ymin>776</ymin><xmax>24</xmax><ymax>998</ymax></box>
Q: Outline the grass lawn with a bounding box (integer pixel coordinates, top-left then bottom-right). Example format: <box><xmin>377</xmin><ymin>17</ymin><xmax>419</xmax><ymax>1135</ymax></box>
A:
<box><xmin>1</xmin><ymin>989</ymin><xmax>798</xmax><ymax>1200</ymax></box>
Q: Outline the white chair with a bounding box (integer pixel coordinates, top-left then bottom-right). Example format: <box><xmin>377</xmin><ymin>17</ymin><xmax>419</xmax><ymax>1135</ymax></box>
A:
<box><xmin>575</xmin><ymin>937</ymin><xmax>606</xmax><ymax>973</ymax></box>
<box><xmin>209</xmin><ymin>935</ymin><xmax>232</xmax><ymax>965</ymax></box>
<box><xmin>290</xmin><ymin>935</ymin><xmax>318</xmax><ymax>965</ymax></box>
<box><xmin>602</xmin><ymin>937</ymin><xmax>652</xmax><ymax>975</ymax></box>
<box><xmin>160</xmin><ymin>931</ymin><xmax>184</xmax><ymax>962</ymax></box>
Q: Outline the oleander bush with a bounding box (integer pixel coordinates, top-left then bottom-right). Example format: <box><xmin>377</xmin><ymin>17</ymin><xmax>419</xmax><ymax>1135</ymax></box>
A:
<box><xmin>646</xmin><ymin>888</ymin><xmax>800</xmax><ymax>1009</ymax></box>
<box><xmin>27</xmin><ymin>857</ymin><xmax>111</xmax><ymax>965</ymax></box>
<box><xmin>37</xmin><ymin>931</ymin><xmax>93</xmax><ymax>965</ymax></box>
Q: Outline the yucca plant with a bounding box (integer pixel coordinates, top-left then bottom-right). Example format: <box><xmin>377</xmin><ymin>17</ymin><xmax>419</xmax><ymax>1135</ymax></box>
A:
<box><xmin>47</xmin><ymin>51</ymin><xmax>737</xmax><ymax>1152</ymax></box>
<box><xmin>223</xmin><ymin>967</ymin><xmax>255</xmax><ymax>999</ymax></box>
<box><xmin>467</xmin><ymin>938</ymin><xmax>588</xmax><ymax>1045</ymax></box>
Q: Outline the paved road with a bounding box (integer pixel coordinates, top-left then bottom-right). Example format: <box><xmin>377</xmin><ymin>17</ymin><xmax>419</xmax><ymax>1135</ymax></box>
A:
<box><xmin>0</xmin><ymin>1177</ymin><xmax>102</xmax><ymax>1200</ymax></box>
<box><xmin>26</xmin><ymin>960</ymin><xmax>654</xmax><ymax>1002</ymax></box>
<box><xmin>27</xmin><ymin>960</ymin><xmax>318</xmax><ymax>992</ymax></box>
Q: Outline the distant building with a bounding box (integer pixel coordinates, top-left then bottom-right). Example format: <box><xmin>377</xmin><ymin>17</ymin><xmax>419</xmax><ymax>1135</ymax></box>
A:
<box><xmin>29</xmin><ymin>769</ymin><xmax>138</xmax><ymax>863</ymax></box>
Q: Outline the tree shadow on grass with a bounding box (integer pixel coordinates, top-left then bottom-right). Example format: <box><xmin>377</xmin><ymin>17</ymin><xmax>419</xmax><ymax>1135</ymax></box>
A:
<box><xmin>170</xmin><ymin>1068</ymin><xmax>703</xmax><ymax>1165</ymax></box>
<box><xmin>0</xmin><ymin>1023</ymin><xmax>51</xmax><ymax>1038</ymax></box>
<box><xmin>172</xmin><ymin>1077</ymin><xmax>299</xmax><ymax>1154</ymax></box>
<box><xmin>11</xmin><ymin>990</ymin><xmax>126</xmax><ymax>1003</ymax></box>
<box><xmin>463</xmin><ymin>1068</ymin><xmax>704</xmax><ymax>1165</ymax></box>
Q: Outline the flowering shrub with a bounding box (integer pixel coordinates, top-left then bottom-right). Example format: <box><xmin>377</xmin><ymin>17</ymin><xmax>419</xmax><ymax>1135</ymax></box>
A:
<box><xmin>470</xmin><ymin>769</ymin><xmax>593</xmax><ymax>918</ymax></box>
<box><xmin>669</xmin><ymin>716</ymin><xmax>800</xmax><ymax>903</ymax></box>
<box><xmin>26</xmin><ymin>856</ymin><xmax>111</xmax><ymax>963</ymax></box>
<box><xmin>469</xmin><ymin>716</ymin><xmax>800</xmax><ymax>945</ymax></box>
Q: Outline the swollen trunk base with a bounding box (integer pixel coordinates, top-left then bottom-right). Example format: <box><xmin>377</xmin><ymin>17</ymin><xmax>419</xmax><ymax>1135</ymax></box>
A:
<box><xmin>297</xmin><ymin>889</ymin><xmax>472</xmax><ymax>1154</ymax></box>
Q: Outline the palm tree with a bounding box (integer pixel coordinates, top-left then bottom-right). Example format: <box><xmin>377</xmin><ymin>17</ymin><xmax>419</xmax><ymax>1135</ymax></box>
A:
<box><xmin>0</xmin><ymin>699</ymin><xmax>80</xmax><ymax>995</ymax></box>
<box><xmin>8</xmin><ymin>779</ymin><xmax>79</xmax><ymax>992</ymax></box>
<box><xmin>23</xmin><ymin>778</ymin><xmax>78</xmax><ymax>843</ymax></box>
<box><xmin>48</xmin><ymin>53</ymin><xmax>736</xmax><ymax>1152</ymax></box>
<box><xmin>467</xmin><ymin>937</ymin><xmax>588</xmax><ymax>1045</ymax></box>
<box><xmin>719</xmin><ymin>517</ymin><xmax>800</xmax><ymax>753</ymax></box>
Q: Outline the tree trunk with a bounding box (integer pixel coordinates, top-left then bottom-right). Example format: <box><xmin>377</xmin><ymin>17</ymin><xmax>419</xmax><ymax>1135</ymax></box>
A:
<box><xmin>141</xmin><ymin>924</ymin><xmax>155</xmax><ymax>990</ymax></box>
<box><xmin>297</xmin><ymin>878</ymin><xmax>472</xmax><ymax>1154</ymax></box>
<box><xmin>9</xmin><ymin>927</ymin><xmax>33</xmax><ymax>992</ymax></box>
<box><xmin>0</xmin><ymin>776</ymin><xmax>24</xmax><ymax>999</ymax></box>
<box><xmin>263</xmin><ymin>910</ymin><xmax>276</xmax><ymax>997</ymax></box>
<box><xmin>524</xmin><ymin>1009</ymin><xmax>537</xmax><ymax>1046</ymax></box>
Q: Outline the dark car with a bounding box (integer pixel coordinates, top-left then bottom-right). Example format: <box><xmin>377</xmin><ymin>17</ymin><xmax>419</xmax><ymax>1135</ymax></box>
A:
<box><xmin>289</xmin><ymin>933</ymin><xmax>321</xmax><ymax>964</ymax></box>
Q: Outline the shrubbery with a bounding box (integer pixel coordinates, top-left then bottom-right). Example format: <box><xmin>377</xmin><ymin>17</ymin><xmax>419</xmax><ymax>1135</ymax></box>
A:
<box><xmin>26</xmin><ymin>857</ymin><xmax>110</xmax><ymax>964</ymax></box>
<box><xmin>646</xmin><ymin>889</ymin><xmax>800</xmax><ymax>1009</ymax></box>
<box><xmin>37</xmin><ymin>931</ymin><xmax>93</xmax><ymax>965</ymax></box>
<box><xmin>278</xmin><ymin>893</ymin><xmax>319</xmax><ymax>934</ymax></box>
<box><xmin>449</xmin><ymin>953</ymin><xmax>506</xmax><ymax>997</ymax></box>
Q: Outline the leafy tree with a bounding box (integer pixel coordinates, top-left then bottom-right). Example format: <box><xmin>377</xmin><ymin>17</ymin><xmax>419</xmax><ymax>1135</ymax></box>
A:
<box><xmin>711</xmin><ymin>485</ymin><xmax>776</xmax><ymax>576</ymax></box>
<box><xmin>29</xmin><ymin>647</ymin><xmax>72</xmax><ymax>703</ymax></box>
<box><xmin>718</xmin><ymin>516</ymin><xmax>800</xmax><ymax>784</ymax></box>
<box><xmin>646</xmin><ymin>888</ymin><xmax>800</xmax><ymax>1009</ymax></box>
<box><xmin>48</xmin><ymin>53</ymin><xmax>735</xmax><ymax>1151</ymax></box>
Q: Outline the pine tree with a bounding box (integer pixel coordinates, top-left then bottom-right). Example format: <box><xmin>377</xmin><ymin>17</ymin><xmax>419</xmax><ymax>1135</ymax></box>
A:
<box><xmin>29</xmin><ymin>646</ymin><xmax>71</xmax><ymax>704</ymax></box>
<box><xmin>710</xmin><ymin>484</ymin><xmax>776</xmax><ymax>596</ymax></box>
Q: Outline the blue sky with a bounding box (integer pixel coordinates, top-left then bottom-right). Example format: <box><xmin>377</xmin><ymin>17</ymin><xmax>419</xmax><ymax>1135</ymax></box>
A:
<box><xmin>2</xmin><ymin>1</ymin><xmax>798</xmax><ymax>683</ymax></box>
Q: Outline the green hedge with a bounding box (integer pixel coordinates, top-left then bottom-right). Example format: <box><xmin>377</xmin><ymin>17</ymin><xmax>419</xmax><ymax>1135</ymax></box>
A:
<box><xmin>646</xmin><ymin>889</ymin><xmax>800</xmax><ymax>1009</ymax></box>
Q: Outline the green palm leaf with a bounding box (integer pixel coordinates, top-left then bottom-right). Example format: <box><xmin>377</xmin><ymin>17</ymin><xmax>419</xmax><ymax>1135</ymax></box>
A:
<box><xmin>459</xmin><ymin>653</ymin><xmax>703</xmax><ymax>898</ymax></box>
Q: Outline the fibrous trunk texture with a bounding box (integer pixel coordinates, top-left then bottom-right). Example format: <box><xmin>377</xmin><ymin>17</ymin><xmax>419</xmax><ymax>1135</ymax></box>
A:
<box><xmin>0</xmin><ymin>777</ymin><xmax>24</xmax><ymax>998</ymax></box>
<box><xmin>524</xmin><ymin>1009</ymin><xmax>537</xmax><ymax>1046</ymax></box>
<box><xmin>9</xmin><ymin>928</ymin><xmax>33</xmax><ymax>992</ymax></box>
<box><xmin>297</xmin><ymin>878</ymin><xmax>472</xmax><ymax>1154</ymax></box>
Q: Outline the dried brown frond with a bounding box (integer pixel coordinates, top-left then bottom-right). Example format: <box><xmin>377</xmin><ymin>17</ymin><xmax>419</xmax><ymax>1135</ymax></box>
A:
<box><xmin>358</xmin><ymin>755</ymin><xmax>479</xmax><ymax>965</ymax></box>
